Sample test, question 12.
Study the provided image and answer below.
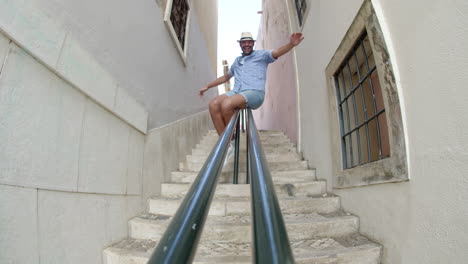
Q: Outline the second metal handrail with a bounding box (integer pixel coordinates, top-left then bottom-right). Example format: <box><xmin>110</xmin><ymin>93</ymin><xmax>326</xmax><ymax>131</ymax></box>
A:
<box><xmin>233</xmin><ymin>109</ymin><xmax>250</xmax><ymax>184</ymax></box>
<box><xmin>247</xmin><ymin>108</ymin><xmax>295</xmax><ymax>263</ymax></box>
<box><xmin>147</xmin><ymin>111</ymin><xmax>240</xmax><ymax>264</ymax></box>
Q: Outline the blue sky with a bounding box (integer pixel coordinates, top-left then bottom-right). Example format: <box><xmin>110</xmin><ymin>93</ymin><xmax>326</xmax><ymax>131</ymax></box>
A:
<box><xmin>217</xmin><ymin>0</ymin><xmax>262</xmax><ymax>90</ymax></box>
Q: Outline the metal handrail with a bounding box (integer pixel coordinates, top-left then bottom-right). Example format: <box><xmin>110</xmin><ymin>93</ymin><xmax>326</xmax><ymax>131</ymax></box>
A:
<box><xmin>246</xmin><ymin>109</ymin><xmax>295</xmax><ymax>263</ymax></box>
<box><xmin>147</xmin><ymin>111</ymin><xmax>240</xmax><ymax>264</ymax></box>
<box><xmin>233</xmin><ymin>114</ymin><xmax>241</xmax><ymax>184</ymax></box>
<box><xmin>233</xmin><ymin>109</ymin><xmax>250</xmax><ymax>184</ymax></box>
<box><xmin>148</xmin><ymin>108</ymin><xmax>294</xmax><ymax>263</ymax></box>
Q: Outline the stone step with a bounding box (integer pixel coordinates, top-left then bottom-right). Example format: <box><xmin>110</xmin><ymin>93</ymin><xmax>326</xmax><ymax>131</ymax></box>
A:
<box><xmin>129</xmin><ymin>212</ymin><xmax>358</xmax><ymax>243</ymax></box>
<box><xmin>160</xmin><ymin>181</ymin><xmax>326</xmax><ymax>198</ymax></box>
<box><xmin>207</xmin><ymin>130</ymin><xmax>286</xmax><ymax>136</ymax></box>
<box><xmin>179</xmin><ymin>160</ymin><xmax>308</xmax><ymax>172</ymax></box>
<box><xmin>200</xmin><ymin>135</ymin><xmax>291</xmax><ymax>145</ymax></box>
<box><xmin>103</xmin><ymin>239</ymin><xmax>154</xmax><ymax>264</ymax></box>
<box><xmin>200</xmin><ymin>136</ymin><xmax>290</xmax><ymax>147</ymax></box>
<box><xmin>195</xmin><ymin>141</ymin><xmax>294</xmax><ymax>151</ymax></box>
<box><xmin>186</xmin><ymin>151</ymin><xmax>301</xmax><ymax>163</ymax></box>
<box><xmin>148</xmin><ymin>195</ymin><xmax>340</xmax><ymax>216</ymax></box>
<box><xmin>192</xmin><ymin>145</ymin><xmax>297</xmax><ymax>155</ymax></box>
<box><xmin>103</xmin><ymin>235</ymin><xmax>381</xmax><ymax>264</ymax></box>
<box><xmin>202</xmin><ymin>131</ymin><xmax>289</xmax><ymax>138</ymax></box>
<box><xmin>195</xmin><ymin>236</ymin><xmax>382</xmax><ymax>264</ymax></box>
<box><xmin>103</xmin><ymin>129</ymin><xmax>382</xmax><ymax>264</ymax></box>
<box><xmin>169</xmin><ymin>170</ymin><xmax>316</xmax><ymax>184</ymax></box>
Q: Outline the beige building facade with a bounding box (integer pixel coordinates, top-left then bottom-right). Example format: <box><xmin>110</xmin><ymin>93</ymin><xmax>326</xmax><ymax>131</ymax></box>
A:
<box><xmin>257</xmin><ymin>0</ymin><xmax>468</xmax><ymax>263</ymax></box>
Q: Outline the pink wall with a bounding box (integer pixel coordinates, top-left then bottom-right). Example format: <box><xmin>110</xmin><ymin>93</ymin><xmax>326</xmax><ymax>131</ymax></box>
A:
<box><xmin>253</xmin><ymin>0</ymin><xmax>298</xmax><ymax>144</ymax></box>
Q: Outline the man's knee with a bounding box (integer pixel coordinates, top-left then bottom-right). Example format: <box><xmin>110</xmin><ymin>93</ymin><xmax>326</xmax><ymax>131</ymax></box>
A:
<box><xmin>221</xmin><ymin>100</ymin><xmax>234</xmax><ymax>114</ymax></box>
<box><xmin>210</xmin><ymin>95</ymin><xmax>229</xmax><ymax>112</ymax></box>
<box><xmin>209</xmin><ymin>99</ymin><xmax>221</xmax><ymax>112</ymax></box>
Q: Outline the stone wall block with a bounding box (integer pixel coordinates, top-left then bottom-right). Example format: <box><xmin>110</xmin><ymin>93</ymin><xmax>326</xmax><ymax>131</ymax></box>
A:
<box><xmin>0</xmin><ymin>0</ymin><xmax>24</xmax><ymax>32</ymax></box>
<box><xmin>9</xmin><ymin>4</ymin><xmax>67</xmax><ymax>67</ymax></box>
<box><xmin>1</xmin><ymin>7</ymin><xmax>148</xmax><ymax>135</ymax></box>
<box><xmin>105</xmin><ymin>196</ymin><xmax>128</xmax><ymax>243</ymax></box>
<box><xmin>0</xmin><ymin>44</ymin><xmax>84</xmax><ymax>191</ymax></box>
<box><xmin>0</xmin><ymin>32</ymin><xmax>9</xmax><ymax>68</ymax></box>
<box><xmin>56</xmin><ymin>34</ymin><xmax>117</xmax><ymax>109</ymax></box>
<box><xmin>78</xmin><ymin>101</ymin><xmax>130</xmax><ymax>194</ymax></box>
<box><xmin>126</xmin><ymin>195</ymin><xmax>144</xmax><ymax>220</ymax></box>
<box><xmin>126</xmin><ymin>129</ymin><xmax>144</xmax><ymax>195</ymax></box>
<box><xmin>114</xmin><ymin>86</ymin><xmax>148</xmax><ymax>133</ymax></box>
<box><xmin>38</xmin><ymin>190</ymin><xmax>114</xmax><ymax>264</ymax></box>
<box><xmin>143</xmin><ymin>111</ymin><xmax>212</xmax><ymax>200</ymax></box>
<box><xmin>143</xmin><ymin>128</ymin><xmax>163</xmax><ymax>200</ymax></box>
<box><xmin>0</xmin><ymin>185</ymin><xmax>39</xmax><ymax>264</ymax></box>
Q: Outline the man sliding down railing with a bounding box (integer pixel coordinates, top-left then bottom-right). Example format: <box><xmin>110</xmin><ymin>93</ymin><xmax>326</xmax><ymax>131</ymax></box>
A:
<box><xmin>148</xmin><ymin>109</ymin><xmax>295</xmax><ymax>263</ymax></box>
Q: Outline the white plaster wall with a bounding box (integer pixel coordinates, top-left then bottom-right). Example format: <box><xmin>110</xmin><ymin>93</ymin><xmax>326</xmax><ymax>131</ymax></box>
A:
<box><xmin>336</xmin><ymin>0</ymin><xmax>468</xmax><ymax>263</ymax></box>
<box><xmin>0</xmin><ymin>35</ymin><xmax>145</xmax><ymax>263</ymax></box>
<box><xmin>22</xmin><ymin>0</ymin><xmax>218</xmax><ymax>129</ymax></box>
<box><xmin>286</xmin><ymin>0</ymin><xmax>468</xmax><ymax>263</ymax></box>
<box><xmin>293</xmin><ymin>0</ymin><xmax>363</xmax><ymax>186</ymax></box>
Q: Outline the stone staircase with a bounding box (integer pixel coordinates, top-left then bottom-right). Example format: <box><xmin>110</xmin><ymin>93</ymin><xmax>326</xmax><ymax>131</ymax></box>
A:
<box><xmin>103</xmin><ymin>130</ymin><xmax>382</xmax><ymax>263</ymax></box>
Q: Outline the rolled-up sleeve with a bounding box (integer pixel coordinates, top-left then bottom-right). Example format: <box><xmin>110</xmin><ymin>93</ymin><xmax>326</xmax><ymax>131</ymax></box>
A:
<box><xmin>228</xmin><ymin>59</ymin><xmax>237</xmax><ymax>76</ymax></box>
<box><xmin>265</xmin><ymin>50</ymin><xmax>277</xmax><ymax>64</ymax></box>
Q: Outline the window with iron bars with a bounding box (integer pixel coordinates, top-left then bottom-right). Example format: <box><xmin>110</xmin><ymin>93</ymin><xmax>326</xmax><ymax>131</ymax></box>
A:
<box><xmin>295</xmin><ymin>0</ymin><xmax>307</xmax><ymax>27</ymax></box>
<box><xmin>334</xmin><ymin>31</ymin><xmax>390</xmax><ymax>169</ymax></box>
<box><xmin>170</xmin><ymin>0</ymin><xmax>189</xmax><ymax>50</ymax></box>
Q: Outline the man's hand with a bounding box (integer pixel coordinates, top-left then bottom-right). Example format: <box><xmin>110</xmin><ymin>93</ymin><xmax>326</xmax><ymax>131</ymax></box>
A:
<box><xmin>199</xmin><ymin>86</ymin><xmax>209</xmax><ymax>97</ymax></box>
<box><xmin>290</xmin><ymin>32</ymin><xmax>304</xmax><ymax>47</ymax></box>
<box><xmin>272</xmin><ymin>33</ymin><xmax>305</xmax><ymax>59</ymax></box>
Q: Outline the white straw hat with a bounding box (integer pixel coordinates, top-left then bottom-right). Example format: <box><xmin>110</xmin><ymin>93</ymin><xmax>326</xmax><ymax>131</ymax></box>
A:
<box><xmin>238</xmin><ymin>32</ymin><xmax>255</xmax><ymax>42</ymax></box>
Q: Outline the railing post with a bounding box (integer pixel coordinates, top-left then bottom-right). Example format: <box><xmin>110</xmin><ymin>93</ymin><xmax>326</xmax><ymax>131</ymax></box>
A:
<box><xmin>241</xmin><ymin>109</ymin><xmax>246</xmax><ymax>133</ymax></box>
<box><xmin>245</xmin><ymin>109</ymin><xmax>250</xmax><ymax>184</ymax></box>
<box><xmin>233</xmin><ymin>113</ymin><xmax>241</xmax><ymax>184</ymax></box>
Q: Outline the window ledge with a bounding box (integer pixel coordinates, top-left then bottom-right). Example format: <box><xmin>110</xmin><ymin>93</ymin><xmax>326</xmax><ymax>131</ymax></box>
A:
<box><xmin>333</xmin><ymin>156</ymin><xmax>409</xmax><ymax>189</ymax></box>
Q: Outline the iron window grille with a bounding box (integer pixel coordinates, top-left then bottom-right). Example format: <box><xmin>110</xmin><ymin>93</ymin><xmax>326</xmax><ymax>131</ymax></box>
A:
<box><xmin>334</xmin><ymin>31</ymin><xmax>391</xmax><ymax>169</ymax></box>
<box><xmin>295</xmin><ymin>0</ymin><xmax>307</xmax><ymax>27</ymax></box>
<box><xmin>170</xmin><ymin>0</ymin><xmax>189</xmax><ymax>50</ymax></box>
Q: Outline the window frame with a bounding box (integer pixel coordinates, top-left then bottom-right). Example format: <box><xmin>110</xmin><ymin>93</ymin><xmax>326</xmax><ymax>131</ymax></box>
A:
<box><xmin>325</xmin><ymin>0</ymin><xmax>408</xmax><ymax>188</ymax></box>
<box><xmin>334</xmin><ymin>31</ymin><xmax>390</xmax><ymax>169</ymax></box>
<box><xmin>294</xmin><ymin>0</ymin><xmax>309</xmax><ymax>28</ymax></box>
<box><xmin>289</xmin><ymin>0</ymin><xmax>310</xmax><ymax>31</ymax></box>
<box><xmin>164</xmin><ymin>0</ymin><xmax>191</xmax><ymax>65</ymax></box>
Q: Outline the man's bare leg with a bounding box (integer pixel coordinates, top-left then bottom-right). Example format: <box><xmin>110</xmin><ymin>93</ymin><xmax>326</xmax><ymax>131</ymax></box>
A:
<box><xmin>221</xmin><ymin>94</ymin><xmax>247</xmax><ymax>125</ymax></box>
<box><xmin>209</xmin><ymin>95</ymin><xmax>229</xmax><ymax>136</ymax></box>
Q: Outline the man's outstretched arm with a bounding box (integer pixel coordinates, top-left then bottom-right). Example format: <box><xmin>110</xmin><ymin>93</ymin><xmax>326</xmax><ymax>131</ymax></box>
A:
<box><xmin>271</xmin><ymin>33</ymin><xmax>304</xmax><ymax>59</ymax></box>
<box><xmin>199</xmin><ymin>73</ymin><xmax>233</xmax><ymax>96</ymax></box>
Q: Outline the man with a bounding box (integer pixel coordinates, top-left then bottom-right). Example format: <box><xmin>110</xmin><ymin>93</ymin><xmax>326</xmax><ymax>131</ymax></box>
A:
<box><xmin>199</xmin><ymin>32</ymin><xmax>304</xmax><ymax>161</ymax></box>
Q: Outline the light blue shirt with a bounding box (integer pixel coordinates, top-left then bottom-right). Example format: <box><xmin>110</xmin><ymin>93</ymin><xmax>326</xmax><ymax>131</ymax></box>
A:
<box><xmin>228</xmin><ymin>50</ymin><xmax>276</xmax><ymax>93</ymax></box>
